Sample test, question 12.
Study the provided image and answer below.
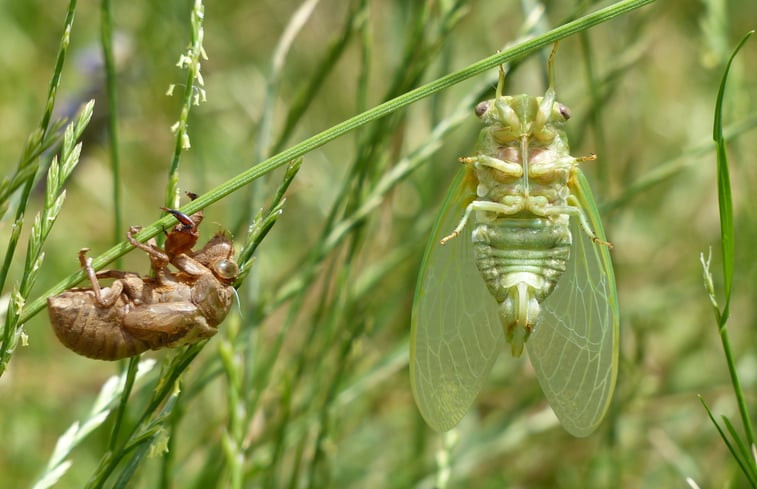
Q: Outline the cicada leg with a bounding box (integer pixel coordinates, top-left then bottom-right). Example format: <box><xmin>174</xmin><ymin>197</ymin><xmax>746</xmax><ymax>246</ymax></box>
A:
<box><xmin>127</xmin><ymin>226</ymin><xmax>170</xmax><ymax>271</ymax></box>
<box><xmin>78</xmin><ymin>248</ymin><xmax>124</xmax><ymax>308</ymax></box>
<box><xmin>440</xmin><ymin>200</ymin><xmax>522</xmax><ymax>244</ymax></box>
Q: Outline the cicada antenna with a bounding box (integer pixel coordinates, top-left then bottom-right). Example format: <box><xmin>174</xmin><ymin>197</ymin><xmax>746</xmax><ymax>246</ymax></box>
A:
<box><xmin>496</xmin><ymin>63</ymin><xmax>506</xmax><ymax>100</ymax></box>
<box><xmin>494</xmin><ymin>49</ymin><xmax>507</xmax><ymax>100</ymax></box>
<box><xmin>547</xmin><ymin>41</ymin><xmax>559</xmax><ymax>91</ymax></box>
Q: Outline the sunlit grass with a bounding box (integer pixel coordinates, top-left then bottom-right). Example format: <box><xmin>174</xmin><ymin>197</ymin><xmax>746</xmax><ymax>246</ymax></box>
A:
<box><xmin>1</xmin><ymin>0</ymin><xmax>756</xmax><ymax>487</ymax></box>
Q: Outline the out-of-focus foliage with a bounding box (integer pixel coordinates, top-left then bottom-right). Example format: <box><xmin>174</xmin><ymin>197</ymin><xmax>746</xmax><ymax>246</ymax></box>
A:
<box><xmin>0</xmin><ymin>0</ymin><xmax>756</xmax><ymax>487</ymax></box>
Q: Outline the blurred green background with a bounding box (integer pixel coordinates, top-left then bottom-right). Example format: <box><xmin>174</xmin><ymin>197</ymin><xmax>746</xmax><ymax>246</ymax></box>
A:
<box><xmin>1</xmin><ymin>0</ymin><xmax>756</xmax><ymax>487</ymax></box>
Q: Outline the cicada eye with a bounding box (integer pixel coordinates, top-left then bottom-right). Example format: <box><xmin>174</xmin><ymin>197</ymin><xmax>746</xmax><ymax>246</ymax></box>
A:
<box><xmin>558</xmin><ymin>103</ymin><xmax>571</xmax><ymax>120</ymax></box>
<box><xmin>214</xmin><ymin>259</ymin><xmax>239</xmax><ymax>280</ymax></box>
<box><xmin>474</xmin><ymin>101</ymin><xmax>489</xmax><ymax>118</ymax></box>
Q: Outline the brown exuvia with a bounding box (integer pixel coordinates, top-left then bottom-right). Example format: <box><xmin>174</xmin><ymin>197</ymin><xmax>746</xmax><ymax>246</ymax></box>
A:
<box><xmin>47</xmin><ymin>205</ymin><xmax>238</xmax><ymax>360</ymax></box>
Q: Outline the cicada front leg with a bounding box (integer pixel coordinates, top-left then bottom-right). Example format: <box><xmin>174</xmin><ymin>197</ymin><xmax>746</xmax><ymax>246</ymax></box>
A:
<box><xmin>127</xmin><ymin>225</ymin><xmax>171</xmax><ymax>275</ymax></box>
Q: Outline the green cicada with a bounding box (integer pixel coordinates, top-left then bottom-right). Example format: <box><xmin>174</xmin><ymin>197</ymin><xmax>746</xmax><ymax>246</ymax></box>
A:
<box><xmin>410</xmin><ymin>46</ymin><xmax>619</xmax><ymax>437</ymax></box>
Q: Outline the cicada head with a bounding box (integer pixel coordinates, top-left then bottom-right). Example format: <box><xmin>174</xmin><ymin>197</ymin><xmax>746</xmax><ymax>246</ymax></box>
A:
<box><xmin>192</xmin><ymin>232</ymin><xmax>238</xmax><ymax>285</ymax></box>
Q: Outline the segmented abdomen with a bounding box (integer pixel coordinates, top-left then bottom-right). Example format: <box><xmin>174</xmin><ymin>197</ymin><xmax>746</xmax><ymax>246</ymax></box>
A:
<box><xmin>48</xmin><ymin>291</ymin><xmax>151</xmax><ymax>360</ymax></box>
<box><xmin>472</xmin><ymin>217</ymin><xmax>571</xmax><ymax>305</ymax></box>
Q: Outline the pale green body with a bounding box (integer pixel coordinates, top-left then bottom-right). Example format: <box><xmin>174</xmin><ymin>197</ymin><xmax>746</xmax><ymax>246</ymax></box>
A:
<box><xmin>410</xmin><ymin>79</ymin><xmax>619</xmax><ymax>437</ymax></box>
<box><xmin>470</xmin><ymin>93</ymin><xmax>576</xmax><ymax>355</ymax></box>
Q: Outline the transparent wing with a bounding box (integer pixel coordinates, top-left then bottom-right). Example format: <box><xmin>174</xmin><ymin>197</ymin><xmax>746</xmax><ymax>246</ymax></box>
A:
<box><xmin>527</xmin><ymin>169</ymin><xmax>620</xmax><ymax>437</ymax></box>
<box><xmin>410</xmin><ymin>167</ymin><xmax>503</xmax><ymax>432</ymax></box>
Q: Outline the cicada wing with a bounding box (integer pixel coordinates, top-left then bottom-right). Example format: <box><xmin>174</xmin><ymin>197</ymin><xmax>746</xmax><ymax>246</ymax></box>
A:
<box><xmin>527</xmin><ymin>169</ymin><xmax>619</xmax><ymax>437</ymax></box>
<box><xmin>411</xmin><ymin>167</ymin><xmax>503</xmax><ymax>432</ymax></box>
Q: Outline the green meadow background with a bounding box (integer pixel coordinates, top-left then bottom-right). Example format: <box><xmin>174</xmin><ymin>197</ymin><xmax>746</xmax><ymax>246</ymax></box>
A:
<box><xmin>1</xmin><ymin>0</ymin><xmax>756</xmax><ymax>487</ymax></box>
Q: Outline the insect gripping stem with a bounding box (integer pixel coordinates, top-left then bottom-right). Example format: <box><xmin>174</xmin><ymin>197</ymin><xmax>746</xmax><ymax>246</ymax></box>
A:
<box><xmin>410</xmin><ymin>42</ymin><xmax>619</xmax><ymax>436</ymax></box>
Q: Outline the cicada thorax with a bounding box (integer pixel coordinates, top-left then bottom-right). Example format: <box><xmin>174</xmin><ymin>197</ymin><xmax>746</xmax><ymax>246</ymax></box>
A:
<box><xmin>468</xmin><ymin>92</ymin><xmax>578</xmax><ymax>357</ymax></box>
